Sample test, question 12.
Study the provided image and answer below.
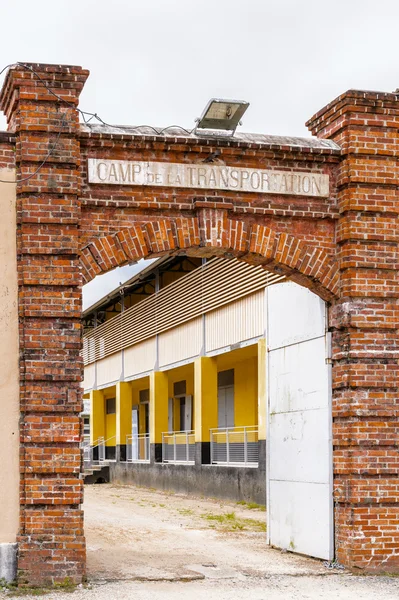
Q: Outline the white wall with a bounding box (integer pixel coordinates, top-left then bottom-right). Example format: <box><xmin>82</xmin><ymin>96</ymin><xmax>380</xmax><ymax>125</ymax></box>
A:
<box><xmin>205</xmin><ymin>290</ymin><xmax>264</xmax><ymax>352</ymax></box>
<box><xmin>83</xmin><ymin>290</ymin><xmax>265</xmax><ymax>388</ymax></box>
<box><xmin>96</xmin><ymin>352</ymin><xmax>123</xmax><ymax>387</ymax></box>
<box><xmin>158</xmin><ymin>318</ymin><xmax>202</xmax><ymax>368</ymax></box>
<box><xmin>124</xmin><ymin>337</ymin><xmax>156</xmax><ymax>379</ymax></box>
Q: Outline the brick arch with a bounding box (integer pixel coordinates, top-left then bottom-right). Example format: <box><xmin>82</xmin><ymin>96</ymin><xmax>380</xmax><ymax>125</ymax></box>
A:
<box><xmin>80</xmin><ymin>214</ymin><xmax>339</xmax><ymax>302</ymax></box>
<box><xmin>1</xmin><ymin>61</ymin><xmax>398</xmax><ymax>586</ymax></box>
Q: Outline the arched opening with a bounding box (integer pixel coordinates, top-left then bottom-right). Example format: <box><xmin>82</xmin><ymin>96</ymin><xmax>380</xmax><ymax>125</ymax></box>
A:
<box><xmin>80</xmin><ymin>218</ymin><xmax>339</xmax><ymax>303</ymax></box>
<box><xmin>81</xmin><ymin>232</ymin><xmax>335</xmax><ymax>580</ymax></box>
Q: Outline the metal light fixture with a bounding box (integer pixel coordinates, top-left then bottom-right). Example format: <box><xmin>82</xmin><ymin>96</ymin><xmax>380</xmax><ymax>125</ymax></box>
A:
<box><xmin>194</xmin><ymin>98</ymin><xmax>249</xmax><ymax>136</ymax></box>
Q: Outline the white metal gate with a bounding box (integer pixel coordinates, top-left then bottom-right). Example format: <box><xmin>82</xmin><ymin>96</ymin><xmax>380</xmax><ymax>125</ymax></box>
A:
<box><xmin>266</xmin><ymin>281</ymin><xmax>333</xmax><ymax>560</ymax></box>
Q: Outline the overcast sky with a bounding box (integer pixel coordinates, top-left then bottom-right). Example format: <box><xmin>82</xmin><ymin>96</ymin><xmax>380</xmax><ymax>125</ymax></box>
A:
<box><xmin>1</xmin><ymin>0</ymin><xmax>398</xmax><ymax>308</ymax></box>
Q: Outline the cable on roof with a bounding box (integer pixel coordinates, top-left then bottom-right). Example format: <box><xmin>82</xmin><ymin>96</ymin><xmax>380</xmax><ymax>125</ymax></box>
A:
<box><xmin>0</xmin><ymin>62</ymin><xmax>196</xmax><ymax>184</ymax></box>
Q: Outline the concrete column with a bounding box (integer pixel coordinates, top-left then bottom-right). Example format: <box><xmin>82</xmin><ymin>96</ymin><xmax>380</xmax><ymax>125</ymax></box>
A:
<box><xmin>194</xmin><ymin>357</ymin><xmax>218</xmax><ymax>465</ymax></box>
<box><xmin>257</xmin><ymin>338</ymin><xmax>267</xmax><ymax>473</ymax></box>
<box><xmin>116</xmin><ymin>382</ymin><xmax>131</xmax><ymax>461</ymax></box>
<box><xmin>149</xmin><ymin>371</ymin><xmax>169</xmax><ymax>463</ymax></box>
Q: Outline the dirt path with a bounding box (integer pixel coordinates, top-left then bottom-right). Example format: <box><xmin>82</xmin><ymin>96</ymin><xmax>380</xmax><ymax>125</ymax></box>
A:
<box><xmin>84</xmin><ymin>483</ymin><xmax>326</xmax><ymax>582</ymax></box>
<box><xmin>1</xmin><ymin>484</ymin><xmax>398</xmax><ymax>599</ymax></box>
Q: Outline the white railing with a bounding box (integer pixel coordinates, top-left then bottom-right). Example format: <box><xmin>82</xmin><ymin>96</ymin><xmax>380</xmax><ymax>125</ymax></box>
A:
<box><xmin>126</xmin><ymin>433</ymin><xmax>150</xmax><ymax>463</ymax></box>
<box><xmin>82</xmin><ymin>434</ymin><xmax>91</xmax><ymax>463</ymax></box>
<box><xmin>83</xmin><ymin>443</ymin><xmax>91</xmax><ymax>463</ymax></box>
<box><xmin>93</xmin><ymin>435</ymin><xmax>116</xmax><ymax>463</ymax></box>
<box><xmin>162</xmin><ymin>431</ymin><xmax>195</xmax><ymax>464</ymax></box>
<box><xmin>210</xmin><ymin>426</ymin><xmax>259</xmax><ymax>467</ymax></box>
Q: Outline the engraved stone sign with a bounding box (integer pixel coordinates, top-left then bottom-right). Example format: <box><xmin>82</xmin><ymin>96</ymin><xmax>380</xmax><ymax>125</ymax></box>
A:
<box><xmin>88</xmin><ymin>159</ymin><xmax>329</xmax><ymax>197</ymax></box>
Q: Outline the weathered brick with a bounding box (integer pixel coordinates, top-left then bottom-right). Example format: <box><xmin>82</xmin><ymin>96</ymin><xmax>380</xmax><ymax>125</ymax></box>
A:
<box><xmin>1</xmin><ymin>61</ymin><xmax>398</xmax><ymax>584</ymax></box>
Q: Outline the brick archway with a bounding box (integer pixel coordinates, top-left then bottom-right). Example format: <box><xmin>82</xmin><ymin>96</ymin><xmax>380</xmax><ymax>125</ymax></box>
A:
<box><xmin>0</xmin><ymin>63</ymin><xmax>398</xmax><ymax>585</ymax></box>
<box><xmin>80</xmin><ymin>217</ymin><xmax>339</xmax><ymax>301</ymax></box>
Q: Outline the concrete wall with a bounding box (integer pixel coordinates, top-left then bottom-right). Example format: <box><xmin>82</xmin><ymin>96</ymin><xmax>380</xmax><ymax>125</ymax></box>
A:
<box><xmin>109</xmin><ymin>460</ymin><xmax>266</xmax><ymax>506</ymax></box>
<box><xmin>0</xmin><ymin>170</ymin><xmax>19</xmax><ymax>580</ymax></box>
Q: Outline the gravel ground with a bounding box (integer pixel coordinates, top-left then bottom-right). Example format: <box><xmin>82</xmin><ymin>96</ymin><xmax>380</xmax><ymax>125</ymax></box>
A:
<box><xmin>1</xmin><ymin>483</ymin><xmax>398</xmax><ymax>599</ymax></box>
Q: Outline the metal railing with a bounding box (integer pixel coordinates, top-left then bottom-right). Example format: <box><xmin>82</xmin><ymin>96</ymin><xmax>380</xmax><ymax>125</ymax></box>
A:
<box><xmin>126</xmin><ymin>433</ymin><xmax>150</xmax><ymax>463</ymax></box>
<box><xmin>162</xmin><ymin>431</ymin><xmax>195</xmax><ymax>464</ymax></box>
<box><xmin>90</xmin><ymin>435</ymin><xmax>116</xmax><ymax>463</ymax></box>
<box><xmin>210</xmin><ymin>426</ymin><xmax>259</xmax><ymax>467</ymax></box>
<box><xmin>83</xmin><ymin>440</ymin><xmax>92</xmax><ymax>464</ymax></box>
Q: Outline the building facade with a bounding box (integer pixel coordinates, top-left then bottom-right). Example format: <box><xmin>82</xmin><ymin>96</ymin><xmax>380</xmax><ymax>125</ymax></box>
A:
<box><xmin>82</xmin><ymin>256</ymin><xmax>285</xmax><ymax>502</ymax></box>
<box><xmin>0</xmin><ymin>63</ymin><xmax>398</xmax><ymax>584</ymax></box>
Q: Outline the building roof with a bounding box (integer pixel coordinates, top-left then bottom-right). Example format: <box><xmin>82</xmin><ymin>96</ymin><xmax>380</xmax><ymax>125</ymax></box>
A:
<box><xmin>82</xmin><ymin>256</ymin><xmax>165</xmax><ymax>318</ymax></box>
<box><xmin>80</xmin><ymin>123</ymin><xmax>341</xmax><ymax>152</ymax></box>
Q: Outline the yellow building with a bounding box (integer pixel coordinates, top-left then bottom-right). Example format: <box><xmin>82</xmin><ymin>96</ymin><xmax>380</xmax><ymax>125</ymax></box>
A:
<box><xmin>82</xmin><ymin>256</ymin><xmax>283</xmax><ymax>502</ymax></box>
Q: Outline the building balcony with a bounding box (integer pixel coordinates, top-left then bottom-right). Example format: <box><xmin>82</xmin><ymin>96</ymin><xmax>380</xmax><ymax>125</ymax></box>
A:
<box><xmin>210</xmin><ymin>426</ymin><xmax>259</xmax><ymax>467</ymax></box>
<box><xmin>126</xmin><ymin>434</ymin><xmax>150</xmax><ymax>463</ymax></box>
<box><xmin>162</xmin><ymin>430</ymin><xmax>195</xmax><ymax>464</ymax></box>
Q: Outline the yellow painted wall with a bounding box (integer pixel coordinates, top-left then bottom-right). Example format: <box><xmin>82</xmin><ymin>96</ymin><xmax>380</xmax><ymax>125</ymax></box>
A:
<box><xmin>89</xmin><ymin>345</ymin><xmax>262</xmax><ymax>447</ymax></box>
<box><xmin>116</xmin><ymin>382</ymin><xmax>132</xmax><ymax>446</ymax></box>
<box><xmin>173</xmin><ymin>398</ymin><xmax>180</xmax><ymax>431</ymax></box>
<box><xmin>167</xmin><ymin>364</ymin><xmax>194</xmax><ymax>398</ymax></box>
<box><xmin>103</xmin><ymin>386</ymin><xmax>116</xmax><ymax>446</ymax></box>
<box><xmin>90</xmin><ymin>389</ymin><xmax>105</xmax><ymax>446</ymax></box>
<box><xmin>150</xmin><ymin>371</ymin><xmax>169</xmax><ymax>443</ymax></box>
<box><xmin>234</xmin><ymin>357</ymin><xmax>258</xmax><ymax>427</ymax></box>
<box><xmin>194</xmin><ymin>357</ymin><xmax>218</xmax><ymax>443</ymax></box>
<box><xmin>215</xmin><ymin>345</ymin><xmax>258</xmax><ymax>430</ymax></box>
<box><xmin>105</xmin><ymin>412</ymin><xmax>116</xmax><ymax>446</ymax></box>
<box><xmin>139</xmin><ymin>403</ymin><xmax>147</xmax><ymax>434</ymax></box>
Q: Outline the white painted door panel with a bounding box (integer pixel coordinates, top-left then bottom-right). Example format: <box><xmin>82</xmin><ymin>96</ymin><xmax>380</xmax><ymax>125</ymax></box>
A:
<box><xmin>269</xmin><ymin>337</ymin><xmax>329</xmax><ymax>415</ymax></box>
<box><xmin>269</xmin><ymin>408</ymin><xmax>330</xmax><ymax>483</ymax></box>
<box><xmin>217</xmin><ymin>386</ymin><xmax>235</xmax><ymax>428</ymax></box>
<box><xmin>217</xmin><ymin>389</ymin><xmax>225</xmax><ymax>429</ymax></box>
<box><xmin>269</xmin><ymin>480</ymin><xmax>332</xmax><ymax>558</ymax></box>
<box><xmin>132</xmin><ymin>408</ymin><xmax>139</xmax><ymax>460</ymax></box>
<box><xmin>267</xmin><ymin>282</ymin><xmax>333</xmax><ymax>561</ymax></box>
<box><xmin>226</xmin><ymin>387</ymin><xmax>235</xmax><ymax>428</ymax></box>
<box><xmin>268</xmin><ymin>281</ymin><xmax>325</xmax><ymax>349</ymax></box>
<box><xmin>184</xmin><ymin>395</ymin><xmax>192</xmax><ymax>431</ymax></box>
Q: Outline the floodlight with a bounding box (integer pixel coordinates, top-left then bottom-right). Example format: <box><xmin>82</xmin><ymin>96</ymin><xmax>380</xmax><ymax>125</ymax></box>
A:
<box><xmin>194</xmin><ymin>98</ymin><xmax>249</xmax><ymax>136</ymax></box>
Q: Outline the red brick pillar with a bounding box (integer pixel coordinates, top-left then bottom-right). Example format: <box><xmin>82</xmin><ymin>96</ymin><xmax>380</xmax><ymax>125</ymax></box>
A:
<box><xmin>0</xmin><ymin>63</ymin><xmax>89</xmax><ymax>585</ymax></box>
<box><xmin>307</xmin><ymin>92</ymin><xmax>399</xmax><ymax>572</ymax></box>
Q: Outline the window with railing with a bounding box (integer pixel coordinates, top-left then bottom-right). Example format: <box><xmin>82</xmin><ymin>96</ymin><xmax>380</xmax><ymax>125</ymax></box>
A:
<box><xmin>210</xmin><ymin>426</ymin><xmax>259</xmax><ymax>467</ymax></box>
<box><xmin>162</xmin><ymin>431</ymin><xmax>195</xmax><ymax>464</ymax></box>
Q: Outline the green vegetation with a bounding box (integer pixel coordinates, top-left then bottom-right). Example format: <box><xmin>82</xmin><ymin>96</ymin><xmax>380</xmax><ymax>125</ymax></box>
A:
<box><xmin>2</xmin><ymin>576</ymin><xmax>77</xmax><ymax>597</ymax></box>
<box><xmin>236</xmin><ymin>500</ymin><xmax>266</xmax><ymax>511</ymax></box>
<box><xmin>0</xmin><ymin>578</ymin><xmax>17</xmax><ymax>592</ymax></box>
<box><xmin>178</xmin><ymin>508</ymin><xmax>194</xmax><ymax>516</ymax></box>
<box><xmin>201</xmin><ymin>511</ymin><xmax>266</xmax><ymax>532</ymax></box>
